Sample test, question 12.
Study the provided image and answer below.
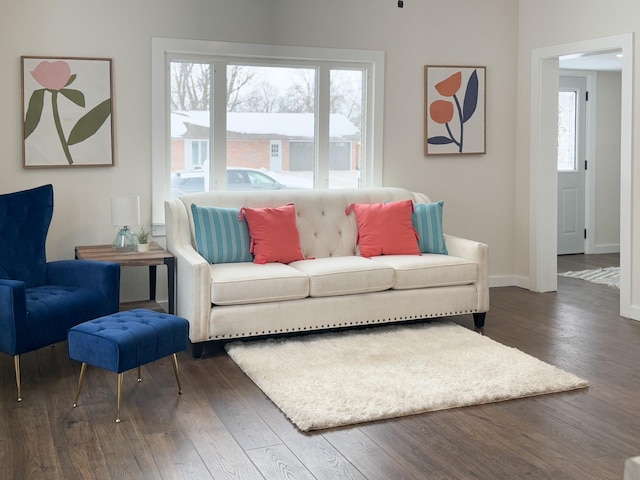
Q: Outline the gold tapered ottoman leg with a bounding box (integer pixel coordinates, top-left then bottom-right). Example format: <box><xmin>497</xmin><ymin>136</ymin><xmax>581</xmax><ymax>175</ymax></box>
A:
<box><xmin>14</xmin><ymin>355</ymin><xmax>22</xmax><ymax>402</ymax></box>
<box><xmin>73</xmin><ymin>363</ymin><xmax>88</xmax><ymax>407</ymax></box>
<box><xmin>171</xmin><ymin>353</ymin><xmax>183</xmax><ymax>394</ymax></box>
<box><xmin>116</xmin><ymin>372</ymin><xmax>124</xmax><ymax>423</ymax></box>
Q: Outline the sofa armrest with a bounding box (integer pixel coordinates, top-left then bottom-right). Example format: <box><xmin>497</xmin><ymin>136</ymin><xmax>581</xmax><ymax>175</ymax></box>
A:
<box><xmin>444</xmin><ymin>234</ymin><xmax>489</xmax><ymax>312</ymax></box>
<box><xmin>165</xmin><ymin>198</ymin><xmax>212</xmax><ymax>343</ymax></box>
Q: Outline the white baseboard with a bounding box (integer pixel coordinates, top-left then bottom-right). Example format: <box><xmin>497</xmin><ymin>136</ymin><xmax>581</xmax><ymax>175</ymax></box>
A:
<box><xmin>587</xmin><ymin>244</ymin><xmax>620</xmax><ymax>255</ymax></box>
<box><xmin>622</xmin><ymin>304</ymin><xmax>640</xmax><ymax>322</ymax></box>
<box><xmin>489</xmin><ymin>275</ymin><xmax>530</xmax><ymax>289</ymax></box>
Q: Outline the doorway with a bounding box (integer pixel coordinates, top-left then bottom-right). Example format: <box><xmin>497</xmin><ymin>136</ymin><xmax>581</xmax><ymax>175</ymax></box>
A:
<box><xmin>529</xmin><ymin>33</ymin><xmax>633</xmax><ymax>319</ymax></box>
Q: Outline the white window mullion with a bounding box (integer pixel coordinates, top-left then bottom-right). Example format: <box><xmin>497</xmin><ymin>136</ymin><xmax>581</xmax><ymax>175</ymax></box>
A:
<box><xmin>316</xmin><ymin>65</ymin><xmax>330</xmax><ymax>189</ymax></box>
<box><xmin>212</xmin><ymin>61</ymin><xmax>227</xmax><ymax>191</ymax></box>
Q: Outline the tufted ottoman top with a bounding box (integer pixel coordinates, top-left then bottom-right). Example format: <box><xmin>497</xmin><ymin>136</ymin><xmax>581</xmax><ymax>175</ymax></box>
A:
<box><xmin>68</xmin><ymin>309</ymin><xmax>189</xmax><ymax>373</ymax></box>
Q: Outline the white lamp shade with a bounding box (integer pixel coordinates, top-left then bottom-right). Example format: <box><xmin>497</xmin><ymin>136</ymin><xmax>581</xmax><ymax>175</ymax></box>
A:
<box><xmin>111</xmin><ymin>196</ymin><xmax>140</xmax><ymax>227</ymax></box>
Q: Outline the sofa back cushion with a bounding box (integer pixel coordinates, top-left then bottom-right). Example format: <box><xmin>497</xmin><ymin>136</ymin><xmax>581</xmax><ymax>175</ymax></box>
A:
<box><xmin>191</xmin><ymin>205</ymin><xmax>253</xmax><ymax>263</ymax></box>
<box><xmin>179</xmin><ymin>188</ymin><xmax>430</xmax><ymax>260</ymax></box>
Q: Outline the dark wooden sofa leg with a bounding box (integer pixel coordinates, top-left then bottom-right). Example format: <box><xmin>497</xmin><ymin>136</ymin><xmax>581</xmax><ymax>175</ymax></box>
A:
<box><xmin>191</xmin><ymin>342</ymin><xmax>204</xmax><ymax>359</ymax></box>
<box><xmin>473</xmin><ymin>312</ymin><xmax>486</xmax><ymax>333</ymax></box>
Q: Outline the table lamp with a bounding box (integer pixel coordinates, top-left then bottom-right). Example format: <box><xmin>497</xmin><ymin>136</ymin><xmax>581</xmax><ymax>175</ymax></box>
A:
<box><xmin>111</xmin><ymin>196</ymin><xmax>140</xmax><ymax>250</ymax></box>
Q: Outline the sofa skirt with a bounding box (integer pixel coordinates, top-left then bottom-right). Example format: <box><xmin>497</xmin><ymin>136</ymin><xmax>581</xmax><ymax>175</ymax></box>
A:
<box><xmin>202</xmin><ymin>284</ymin><xmax>481</xmax><ymax>341</ymax></box>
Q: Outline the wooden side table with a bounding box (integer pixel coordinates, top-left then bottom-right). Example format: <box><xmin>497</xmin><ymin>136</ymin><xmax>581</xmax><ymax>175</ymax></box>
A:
<box><xmin>75</xmin><ymin>243</ymin><xmax>175</xmax><ymax>314</ymax></box>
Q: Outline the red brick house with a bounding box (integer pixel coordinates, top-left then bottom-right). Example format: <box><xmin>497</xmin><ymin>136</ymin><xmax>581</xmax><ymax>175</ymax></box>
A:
<box><xmin>171</xmin><ymin>111</ymin><xmax>361</xmax><ymax>174</ymax></box>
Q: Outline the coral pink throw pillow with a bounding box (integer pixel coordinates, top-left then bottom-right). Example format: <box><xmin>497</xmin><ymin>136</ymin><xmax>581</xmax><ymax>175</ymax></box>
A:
<box><xmin>348</xmin><ymin>200</ymin><xmax>421</xmax><ymax>257</ymax></box>
<box><xmin>240</xmin><ymin>203</ymin><xmax>304</xmax><ymax>264</ymax></box>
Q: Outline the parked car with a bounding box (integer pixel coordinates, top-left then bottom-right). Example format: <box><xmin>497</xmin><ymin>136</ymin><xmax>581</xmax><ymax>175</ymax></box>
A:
<box><xmin>171</xmin><ymin>167</ymin><xmax>289</xmax><ymax>196</ymax></box>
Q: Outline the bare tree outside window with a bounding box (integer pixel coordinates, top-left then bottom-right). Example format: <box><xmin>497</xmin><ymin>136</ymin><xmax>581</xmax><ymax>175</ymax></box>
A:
<box><xmin>226</xmin><ymin>65</ymin><xmax>257</xmax><ymax>112</ymax></box>
<box><xmin>170</xmin><ymin>62</ymin><xmax>210</xmax><ymax>111</ymax></box>
<box><xmin>170</xmin><ymin>63</ymin><xmax>362</xmax><ymax>122</ymax></box>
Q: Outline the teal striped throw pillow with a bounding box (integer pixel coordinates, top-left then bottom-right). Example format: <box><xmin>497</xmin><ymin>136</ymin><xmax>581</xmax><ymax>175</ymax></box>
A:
<box><xmin>191</xmin><ymin>204</ymin><xmax>253</xmax><ymax>263</ymax></box>
<box><xmin>412</xmin><ymin>201</ymin><xmax>448</xmax><ymax>255</ymax></box>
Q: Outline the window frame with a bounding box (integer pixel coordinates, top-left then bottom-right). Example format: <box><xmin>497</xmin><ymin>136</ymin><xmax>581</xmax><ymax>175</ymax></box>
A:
<box><xmin>151</xmin><ymin>37</ymin><xmax>385</xmax><ymax>226</ymax></box>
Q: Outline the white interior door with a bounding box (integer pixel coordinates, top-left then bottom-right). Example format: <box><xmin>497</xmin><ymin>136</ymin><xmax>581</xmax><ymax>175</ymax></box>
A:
<box><xmin>557</xmin><ymin>76</ymin><xmax>587</xmax><ymax>255</ymax></box>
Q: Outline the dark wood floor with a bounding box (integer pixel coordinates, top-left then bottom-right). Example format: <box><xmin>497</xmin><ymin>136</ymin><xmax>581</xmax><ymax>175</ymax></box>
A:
<box><xmin>2</xmin><ymin>254</ymin><xmax>638</xmax><ymax>480</ymax></box>
<box><xmin>557</xmin><ymin>251</ymin><xmax>619</xmax><ymax>273</ymax></box>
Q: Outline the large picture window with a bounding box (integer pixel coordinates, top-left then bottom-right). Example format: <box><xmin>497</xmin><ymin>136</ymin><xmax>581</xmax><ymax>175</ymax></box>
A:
<box><xmin>152</xmin><ymin>38</ymin><xmax>384</xmax><ymax>224</ymax></box>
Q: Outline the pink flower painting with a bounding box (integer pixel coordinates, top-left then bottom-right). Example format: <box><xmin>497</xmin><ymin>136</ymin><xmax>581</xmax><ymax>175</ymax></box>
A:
<box><xmin>23</xmin><ymin>57</ymin><xmax>113</xmax><ymax>166</ymax></box>
<box><xmin>31</xmin><ymin>61</ymin><xmax>72</xmax><ymax>91</ymax></box>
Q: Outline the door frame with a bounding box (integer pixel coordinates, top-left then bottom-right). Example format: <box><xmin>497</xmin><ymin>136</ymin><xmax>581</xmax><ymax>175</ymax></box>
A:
<box><xmin>529</xmin><ymin>33</ymin><xmax>634</xmax><ymax>319</ymax></box>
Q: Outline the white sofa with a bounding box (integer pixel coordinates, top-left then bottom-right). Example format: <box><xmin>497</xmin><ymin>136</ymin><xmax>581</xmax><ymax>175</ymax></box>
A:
<box><xmin>165</xmin><ymin>187</ymin><xmax>489</xmax><ymax>357</ymax></box>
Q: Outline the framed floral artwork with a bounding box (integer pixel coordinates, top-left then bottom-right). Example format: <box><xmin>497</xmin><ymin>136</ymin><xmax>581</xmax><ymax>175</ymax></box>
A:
<box><xmin>424</xmin><ymin>65</ymin><xmax>486</xmax><ymax>155</ymax></box>
<box><xmin>21</xmin><ymin>56</ymin><xmax>114</xmax><ymax>168</ymax></box>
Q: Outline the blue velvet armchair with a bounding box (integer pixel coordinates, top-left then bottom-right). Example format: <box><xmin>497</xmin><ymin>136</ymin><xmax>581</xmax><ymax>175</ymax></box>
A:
<box><xmin>0</xmin><ymin>184</ymin><xmax>120</xmax><ymax>401</ymax></box>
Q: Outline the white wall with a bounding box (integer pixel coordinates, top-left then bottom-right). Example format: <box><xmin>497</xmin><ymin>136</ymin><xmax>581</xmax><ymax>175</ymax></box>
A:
<box><xmin>0</xmin><ymin>0</ymin><xmax>518</xmax><ymax>301</ymax></box>
<box><xmin>271</xmin><ymin>0</ymin><xmax>519</xmax><ymax>284</ymax></box>
<box><xmin>594</xmin><ymin>71</ymin><xmax>621</xmax><ymax>252</ymax></box>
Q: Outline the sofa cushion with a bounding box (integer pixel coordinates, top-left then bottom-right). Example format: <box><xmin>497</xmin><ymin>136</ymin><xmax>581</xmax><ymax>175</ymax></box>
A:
<box><xmin>289</xmin><ymin>256</ymin><xmax>394</xmax><ymax>297</ymax></box>
<box><xmin>413</xmin><ymin>201</ymin><xmax>448</xmax><ymax>254</ymax></box>
<box><xmin>210</xmin><ymin>262</ymin><xmax>309</xmax><ymax>305</ymax></box>
<box><xmin>370</xmin><ymin>254</ymin><xmax>477</xmax><ymax>289</ymax></box>
<box><xmin>191</xmin><ymin>205</ymin><xmax>253</xmax><ymax>264</ymax></box>
<box><xmin>347</xmin><ymin>199</ymin><xmax>421</xmax><ymax>257</ymax></box>
<box><xmin>241</xmin><ymin>203</ymin><xmax>305</xmax><ymax>264</ymax></box>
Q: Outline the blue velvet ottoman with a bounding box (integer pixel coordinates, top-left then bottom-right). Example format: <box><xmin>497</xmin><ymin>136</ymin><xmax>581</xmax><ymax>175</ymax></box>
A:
<box><xmin>68</xmin><ymin>308</ymin><xmax>189</xmax><ymax>422</ymax></box>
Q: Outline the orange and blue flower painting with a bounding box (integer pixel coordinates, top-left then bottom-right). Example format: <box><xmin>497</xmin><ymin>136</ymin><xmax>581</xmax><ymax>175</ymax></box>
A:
<box><xmin>425</xmin><ymin>66</ymin><xmax>485</xmax><ymax>155</ymax></box>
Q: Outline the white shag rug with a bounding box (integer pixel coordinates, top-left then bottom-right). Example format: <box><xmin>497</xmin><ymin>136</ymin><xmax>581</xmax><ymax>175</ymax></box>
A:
<box><xmin>558</xmin><ymin>266</ymin><xmax>620</xmax><ymax>288</ymax></box>
<box><xmin>225</xmin><ymin>322</ymin><xmax>588</xmax><ymax>431</ymax></box>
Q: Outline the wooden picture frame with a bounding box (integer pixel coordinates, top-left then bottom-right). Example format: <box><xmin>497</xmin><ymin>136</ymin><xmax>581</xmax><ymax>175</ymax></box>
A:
<box><xmin>21</xmin><ymin>56</ymin><xmax>114</xmax><ymax>168</ymax></box>
<box><xmin>424</xmin><ymin>65</ymin><xmax>486</xmax><ymax>155</ymax></box>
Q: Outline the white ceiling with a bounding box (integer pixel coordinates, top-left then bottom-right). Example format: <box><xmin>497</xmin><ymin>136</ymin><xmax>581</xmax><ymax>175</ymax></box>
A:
<box><xmin>559</xmin><ymin>49</ymin><xmax>622</xmax><ymax>71</ymax></box>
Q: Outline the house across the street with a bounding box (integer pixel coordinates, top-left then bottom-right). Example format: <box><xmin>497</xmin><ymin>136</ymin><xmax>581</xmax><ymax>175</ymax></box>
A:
<box><xmin>170</xmin><ymin>111</ymin><xmax>361</xmax><ymax>175</ymax></box>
